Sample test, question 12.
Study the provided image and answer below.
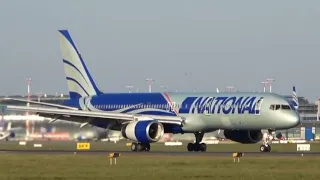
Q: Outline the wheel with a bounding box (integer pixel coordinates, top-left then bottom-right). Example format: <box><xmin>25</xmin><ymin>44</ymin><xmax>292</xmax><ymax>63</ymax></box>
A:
<box><xmin>260</xmin><ymin>145</ymin><xmax>266</xmax><ymax>152</ymax></box>
<box><xmin>200</xmin><ymin>143</ymin><xmax>207</xmax><ymax>152</ymax></box>
<box><xmin>260</xmin><ymin>145</ymin><xmax>271</xmax><ymax>152</ymax></box>
<box><xmin>131</xmin><ymin>142</ymin><xmax>137</xmax><ymax>151</ymax></box>
<box><xmin>266</xmin><ymin>145</ymin><xmax>271</xmax><ymax>152</ymax></box>
<box><xmin>194</xmin><ymin>143</ymin><xmax>201</xmax><ymax>151</ymax></box>
<box><xmin>136</xmin><ymin>143</ymin><xmax>143</xmax><ymax>151</ymax></box>
<box><xmin>187</xmin><ymin>143</ymin><xmax>194</xmax><ymax>151</ymax></box>
<box><xmin>143</xmin><ymin>143</ymin><xmax>151</xmax><ymax>151</ymax></box>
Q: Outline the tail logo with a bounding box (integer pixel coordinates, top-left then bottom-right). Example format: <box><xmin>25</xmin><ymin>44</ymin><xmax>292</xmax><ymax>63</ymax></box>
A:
<box><xmin>292</xmin><ymin>86</ymin><xmax>299</xmax><ymax>109</ymax></box>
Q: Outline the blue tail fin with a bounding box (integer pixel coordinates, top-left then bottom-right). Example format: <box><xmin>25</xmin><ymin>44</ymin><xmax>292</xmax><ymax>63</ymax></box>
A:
<box><xmin>58</xmin><ymin>30</ymin><xmax>102</xmax><ymax>99</ymax></box>
<box><xmin>292</xmin><ymin>86</ymin><xmax>299</xmax><ymax>110</ymax></box>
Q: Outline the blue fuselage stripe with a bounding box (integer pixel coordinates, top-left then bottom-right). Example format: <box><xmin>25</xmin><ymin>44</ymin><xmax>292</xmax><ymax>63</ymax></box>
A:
<box><xmin>62</xmin><ymin>93</ymin><xmax>269</xmax><ymax>116</ymax></box>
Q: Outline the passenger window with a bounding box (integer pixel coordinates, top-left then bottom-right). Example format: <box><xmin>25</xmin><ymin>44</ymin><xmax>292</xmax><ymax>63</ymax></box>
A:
<box><xmin>269</xmin><ymin>105</ymin><xmax>274</xmax><ymax>110</ymax></box>
<box><xmin>275</xmin><ymin>105</ymin><xmax>280</xmax><ymax>110</ymax></box>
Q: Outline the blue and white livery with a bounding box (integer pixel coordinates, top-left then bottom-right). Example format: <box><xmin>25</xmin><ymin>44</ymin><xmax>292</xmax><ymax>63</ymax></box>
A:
<box><xmin>6</xmin><ymin>30</ymin><xmax>300</xmax><ymax>152</ymax></box>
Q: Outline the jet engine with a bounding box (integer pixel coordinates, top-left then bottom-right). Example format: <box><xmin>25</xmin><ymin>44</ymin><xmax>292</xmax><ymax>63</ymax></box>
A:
<box><xmin>276</xmin><ymin>132</ymin><xmax>283</xmax><ymax>139</ymax></box>
<box><xmin>224</xmin><ymin>130</ymin><xmax>263</xmax><ymax>144</ymax></box>
<box><xmin>9</xmin><ymin>131</ymin><xmax>15</xmax><ymax>138</ymax></box>
<box><xmin>121</xmin><ymin>120</ymin><xmax>164</xmax><ymax>143</ymax></box>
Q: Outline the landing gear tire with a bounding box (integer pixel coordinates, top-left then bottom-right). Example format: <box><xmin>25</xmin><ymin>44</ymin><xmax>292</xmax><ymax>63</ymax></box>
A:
<box><xmin>187</xmin><ymin>143</ymin><xmax>207</xmax><ymax>152</ymax></box>
<box><xmin>131</xmin><ymin>142</ymin><xmax>137</xmax><ymax>151</ymax></box>
<box><xmin>260</xmin><ymin>145</ymin><xmax>271</xmax><ymax>152</ymax></box>
<box><xmin>187</xmin><ymin>143</ymin><xmax>194</xmax><ymax>151</ymax></box>
<box><xmin>131</xmin><ymin>142</ymin><xmax>151</xmax><ymax>152</ymax></box>
<box><xmin>187</xmin><ymin>132</ymin><xmax>207</xmax><ymax>152</ymax></box>
<box><xmin>200</xmin><ymin>143</ymin><xmax>207</xmax><ymax>152</ymax></box>
<box><xmin>144</xmin><ymin>143</ymin><xmax>151</xmax><ymax>151</ymax></box>
<box><xmin>136</xmin><ymin>143</ymin><xmax>143</xmax><ymax>151</ymax></box>
<box><xmin>266</xmin><ymin>145</ymin><xmax>271</xmax><ymax>152</ymax></box>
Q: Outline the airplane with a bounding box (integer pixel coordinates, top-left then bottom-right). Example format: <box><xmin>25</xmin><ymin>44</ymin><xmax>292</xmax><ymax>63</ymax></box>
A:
<box><xmin>0</xmin><ymin>118</ymin><xmax>23</xmax><ymax>141</ymax></box>
<box><xmin>5</xmin><ymin>29</ymin><xmax>300</xmax><ymax>152</ymax></box>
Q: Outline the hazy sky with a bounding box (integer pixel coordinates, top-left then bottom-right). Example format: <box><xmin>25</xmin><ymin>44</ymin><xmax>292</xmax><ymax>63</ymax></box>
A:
<box><xmin>0</xmin><ymin>0</ymin><xmax>320</xmax><ymax>102</ymax></box>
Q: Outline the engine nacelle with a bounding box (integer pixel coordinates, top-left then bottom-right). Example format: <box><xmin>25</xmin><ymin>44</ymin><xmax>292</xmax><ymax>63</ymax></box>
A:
<box><xmin>9</xmin><ymin>131</ymin><xmax>15</xmax><ymax>138</ymax></box>
<box><xmin>224</xmin><ymin>130</ymin><xmax>263</xmax><ymax>144</ymax></box>
<box><xmin>276</xmin><ymin>132</ymin><xmax>283</xmax><ymax>139</ymax></box>
<box><xmin>121</xmin><ymin>120</ymin><xmax>164</xmax><ymax>143</ymax></box>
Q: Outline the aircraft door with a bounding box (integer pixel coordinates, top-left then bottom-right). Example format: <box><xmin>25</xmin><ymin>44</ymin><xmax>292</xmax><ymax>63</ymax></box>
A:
<box><xmin>255</xmin><ymin>97</ymin><xmax>264</xmax><ymax>115</ymax></box>
<box><xmin>166</xmin><ymin>102</ymin><xmax>176</xmax><ymax>112</ymax></box>
<box><xmin>171</xmin><ymin>102</ymin><xmax>176</xmax><ymax>112</ymax></box>
<box><xmin>168</xmin><ymin>102</ymin><xmax>177</xmax><ymax>113</ymax></box>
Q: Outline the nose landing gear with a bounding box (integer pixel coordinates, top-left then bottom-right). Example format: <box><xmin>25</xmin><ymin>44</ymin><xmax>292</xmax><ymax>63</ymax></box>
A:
<box><xmin>260</xmin><ymin>144</ymin><xmax>271</xmax><ymax>152</ymax></box>
<box><xmin>260</xmin><ymin>130</ymin><xmax>274</xmax><ymax>152</ymax></box>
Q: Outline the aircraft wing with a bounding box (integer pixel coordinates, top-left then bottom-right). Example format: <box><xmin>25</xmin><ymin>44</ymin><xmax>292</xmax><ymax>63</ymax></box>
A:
<box><xmin>6</xmin><ymin>105</ymin><xmax>185</xmax><ymax>130</ymax></box>
<box><xmin>3</xmin><ymin>98</ymin><xmax>78</xmax><ymax>110</ymax></box>
<box><xmin>8</xmin><ymin>127</ymin><xmax>24</xmax><ymax>132</ymax></box>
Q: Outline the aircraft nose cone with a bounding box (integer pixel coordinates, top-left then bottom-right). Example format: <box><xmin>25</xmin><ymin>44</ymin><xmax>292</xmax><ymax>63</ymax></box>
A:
<box><xmin>290</xmin><ymin>113</ymin><xmax>300</xmax><ymax>127</ymax></box>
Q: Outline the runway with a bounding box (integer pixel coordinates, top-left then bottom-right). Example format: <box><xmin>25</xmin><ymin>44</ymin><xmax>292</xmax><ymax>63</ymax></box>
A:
<box><xmin>0</xmin><ymin>149</ymin><xmax>319</xmax><ymax>156</ymax></box>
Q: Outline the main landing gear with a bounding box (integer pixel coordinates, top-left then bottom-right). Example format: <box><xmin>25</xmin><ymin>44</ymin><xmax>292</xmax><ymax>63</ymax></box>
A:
<box><xmin>131</xmin><ymin>142</ymin><xmax>150</xmax><ymax>152</ymax></box>
<box><xmin>187</xmin><ymin>132</ymin><xmax>207</xmax><ymax>152</ymax></box>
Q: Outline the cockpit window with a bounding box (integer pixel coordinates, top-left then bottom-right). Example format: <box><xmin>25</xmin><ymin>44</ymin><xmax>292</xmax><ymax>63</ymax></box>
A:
<box><xmin>281</xmin><ymin>105</ymin><xmax>291</xmax><ymax>110</ymax></box>
<box><xmin>270</xmin><ymin>104</ymin><xmax>292</xmax><ymax>111</ymax></box>
<box><xmin>269</xmin><ymin>105</ymin><xmax>274</xmax><ymax>110</ymax></box>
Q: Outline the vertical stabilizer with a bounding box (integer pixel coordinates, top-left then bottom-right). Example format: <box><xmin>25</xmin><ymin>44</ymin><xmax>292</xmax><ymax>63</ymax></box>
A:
<box><xmin>292</xmin><ymin>86</ymin><xmax>299</xmax><ymax>110</ymax></box>
<box><xmin>58</xmin><ymin>30</ymin><xmax>102</xmax><ymax>99</ymax></box>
